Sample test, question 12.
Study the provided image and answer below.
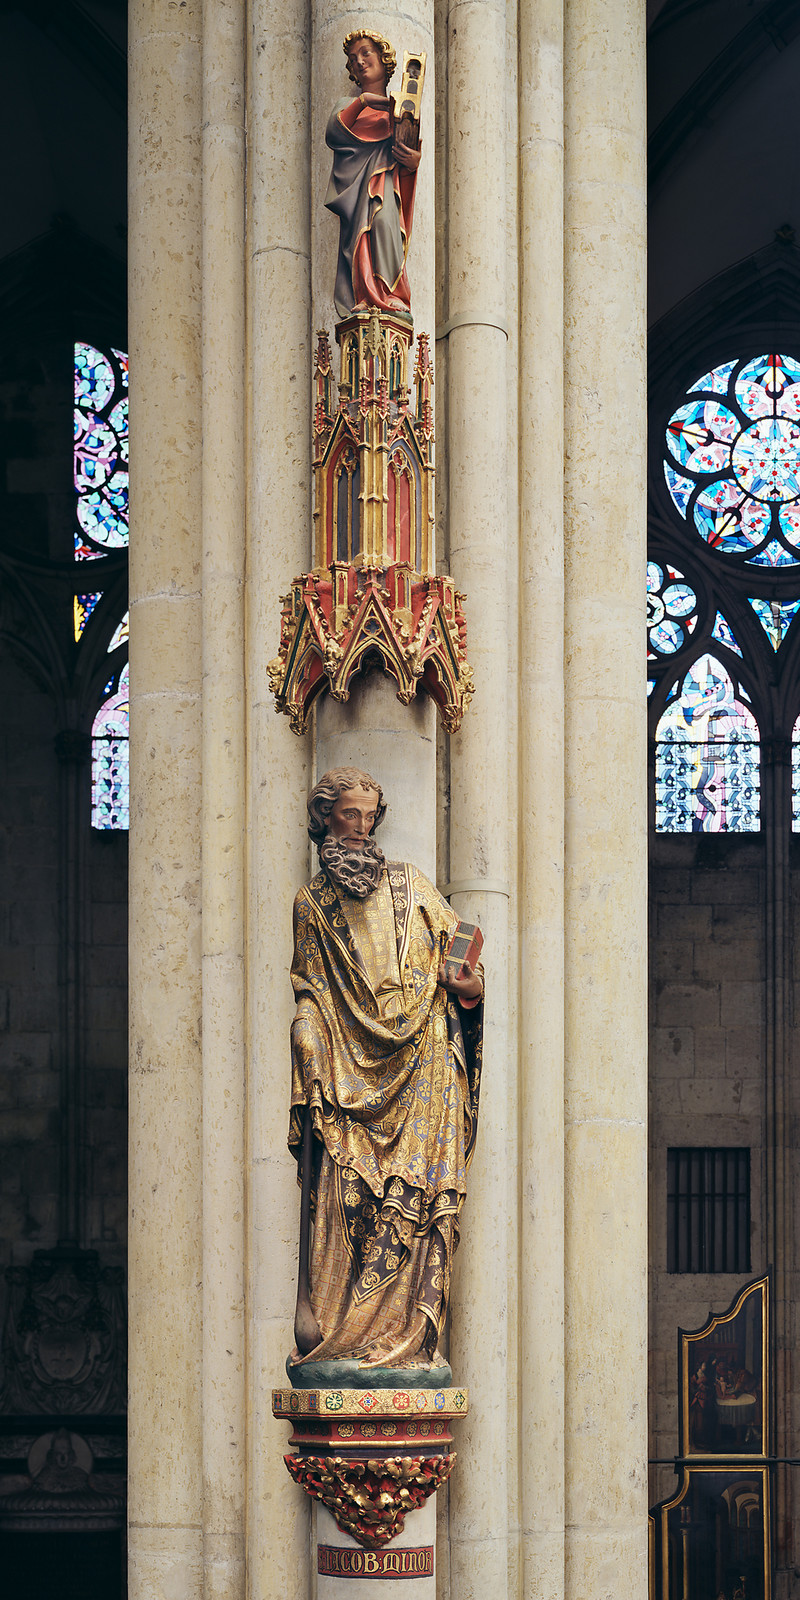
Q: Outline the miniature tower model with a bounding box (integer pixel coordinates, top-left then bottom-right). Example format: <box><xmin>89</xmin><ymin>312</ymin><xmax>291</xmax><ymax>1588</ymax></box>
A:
<box><xmin>267</xmin><ymin>304</ymin><xmax>473</xmax><ymax>734</ymax></box>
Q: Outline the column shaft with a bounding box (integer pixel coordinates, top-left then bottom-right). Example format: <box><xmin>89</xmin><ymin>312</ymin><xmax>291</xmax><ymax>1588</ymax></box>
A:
<box><xmin>563</xmin><ymin>0</ymin><xmax>648</xmax><ymax>1592</ymax></box>
<box><xmin>245</xmin><ymin>3</ymin><xmax>312</xmax><ymax>1596</ymax></box>
<box><xmin>443</xmin><ymin>2</ymin><xmax>513</xmax><ymax>1595</ymax></box>
<box><xmin>518</xmin><ymin>0</ymin><xmax>566</xmax><ymax>1595</ymax></box>
<box><xmin>201</xmin><ymin>2</ymin><xmax>247</xmax><ymax>1596</ymax></box>
<box><xmin>128</xmin><ymin>1</ymin><xmax>204</xmax><ymax>1595</ymax></box>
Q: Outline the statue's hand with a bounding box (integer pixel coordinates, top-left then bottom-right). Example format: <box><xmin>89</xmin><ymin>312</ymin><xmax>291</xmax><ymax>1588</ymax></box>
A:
<box><xmin>438</xmin><ymin>958</ymin><xmax>483</xmax><ymax>1004</ymax></box>
<box><xmin>392</xmin><ymin>137</ymin><xmax>422</xmax><ymax>172</ymax></box>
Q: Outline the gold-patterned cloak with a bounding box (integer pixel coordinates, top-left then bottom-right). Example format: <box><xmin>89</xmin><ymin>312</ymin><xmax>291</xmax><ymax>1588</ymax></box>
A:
<box><xmin>288</xmin><ymin>862</ymin><xmax>483</xmax><ymax>1369</ymax></box>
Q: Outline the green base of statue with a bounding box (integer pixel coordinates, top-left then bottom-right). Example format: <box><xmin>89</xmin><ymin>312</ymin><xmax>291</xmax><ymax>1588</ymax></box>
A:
<box><xmin>287</xmin><ymin>1354</ymin><xmax>453</xmax><ymax>1390</ymax></box>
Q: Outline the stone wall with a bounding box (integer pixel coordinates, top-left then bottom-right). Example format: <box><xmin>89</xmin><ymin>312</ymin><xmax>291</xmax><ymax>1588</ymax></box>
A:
<box><xmin>648</xmin><ymin>833</ymin><xmax>766</xmax><ymax>1510</ymax></box>
<box><xmin>0</xmin><ymin>639</ymin><xmax>127</xmax><ymax>1357</ymax></box>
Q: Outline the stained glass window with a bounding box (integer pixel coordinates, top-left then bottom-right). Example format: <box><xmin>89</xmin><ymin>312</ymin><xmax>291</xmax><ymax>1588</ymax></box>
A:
<box><xmin>107</xmin><ymin>611</ymin><xmax>129</xmax><ymax>652</ymax></box>
<box><xmin>92</xmin><ymin>662</ymin><xmax>129</xmax><ymax>830</ymax></box>
<box><xmin>711</xmin><ymin>611</ymin><xmax>743</xmax><ymax>657</ymax></box>
<box><xmin>747</xmin><ymin>596</ymin><xmax>800</xmax><ymax>651</ymax></box>
<box><xmin>664</xmin><ymin>354</ymin><xmax>800</xmax><ymax>566</ymax></box>
<box><xmin>74</xmin><ymin>342</ymin><xmax>128</xmax><ymax>561</ymax></box>
<box><xmin>655</xmin><ymin>653</ymin><xmax>759</xmax><ymax>833</ymax></box>
<box><xmin>647</xmin><ymin>562</ymin><xmax>697</xmax><ymax>658</ymax></box>
<box><xmin>792</xmin><ymin>713</ymin><xmax>800</xmax><ymax>832</ymax></box>
<box><xmin>74</xmin><ymin>591</ymin><xmax>103</xmax><ymax>641</ymax></box>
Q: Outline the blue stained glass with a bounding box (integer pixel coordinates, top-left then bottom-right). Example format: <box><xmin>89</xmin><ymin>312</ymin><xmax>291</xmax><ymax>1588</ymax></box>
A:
<box><xmin>687</xmin><ymin>360</ymin><xmax>737</xmax><ymax>396</ymax></box>
<box><xmin>778</xmin><ymin>503</ymin><xmax>800</xmax><ymax>549</ymax></box>
<box><xmin>666</xmin><ymin>400</ymin><xmax>738</xmax><ymax>474</ymax></box>
<box><xmin>663</xmin><ymin>462</ymin><xmax>694</xmax><ymax>520</ymax></box>
<box><xmin>75</xmin><ymin>343</ymin><xmax>115</xmax><ymax>410</ymax></box>
<box><xmin>711</xmin><ymin>612</ymin><xmax>743</xmax><ymax>658</ymax></box>
<box><xmin>746</xmin><ymin>538</ymin><xmax>799</xmax><ymax>567</ymax></box>
<box><xmin>693</xmin><ymin>484</ymin><xmax>768</xmax><ymax>554</ymax></box>
<box><xmin>74</xmin><ymin>342</ymin><xmax>128</xmax><ymax>560</ymax></box>
<box><xmin>651</xmin><ymin>619</ymin><xmax>684</xmax><ymax>653</ymax></box>
<box><xmin>647</xmin><ymin>680</ymin><xmax>656</xmax><ymax>697</ymax></box>
<box><xmin>735</xmin><ymin>353</ymin><xmax>800</xmax><ymax>421</ymax></box>
<box><xmin>664</xmin><ymin>353</ymin><xmax>800</xmax><ymax>564</ymax></box>
<box><xmin>647</xmin><ymin>563</ymin><xmax>697</xmax><ymax>657</ymax></box>
<box><xmin>663</xmin><ymin>582</ymin><xmax>695</xmax><ymax>618</ymax></box>
<box><xmin>655</xmin><ymin>653</ymin><xmax>759</xmax><ymax>833</ymax></box>
<box><xmin>731</xmin><ymin>417</ymin><xmax>800</xmax><ymax>502</ymax></box>
<box><xmin>92</xmin><ymin>662</ymin><xmax>129</xmax><ymax>830</ymax></box>
<box><xmin>747</xmin><ymin>596</ymin><xmax>800</xmax><ymax>651</ymax></box>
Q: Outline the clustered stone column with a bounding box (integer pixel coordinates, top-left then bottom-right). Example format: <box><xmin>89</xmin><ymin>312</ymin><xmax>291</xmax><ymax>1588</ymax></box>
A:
<box><xmin>245</xmin><ymin>1</ymin><xmax>313</xmax><ymax>1595</ymax></box>
<box><xmin>440</xmin><ymin>1</ymin><xmax>514</xmax><ymax>1594</ymax></box>
<box><xmin>127</xmin><ymin>0</ymin><xmax>649</xmax><ymax>1596</ymax></box>
<box><xmin>563</xmin><ymin>0</ymin><xmax>648</xmax><ymax>1590</ymax></box>
<box><xmin>128</xmin><ymin>1</ymin><xmax>204</xmax><ymax>1594</ymax></box>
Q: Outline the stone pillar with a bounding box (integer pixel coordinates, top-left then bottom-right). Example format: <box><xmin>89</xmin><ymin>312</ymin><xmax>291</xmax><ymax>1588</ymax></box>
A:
<box><xmin>245</xmin><ymin>3</ymin><xmax>313</xmax><ymax>1598</ymax></box>
<box><xmin>201</xmin><ymin>3</ymin><xmax>247</xmax><ymax>1596</ymax></box>
<box><xmin>563</xmin><ymin>0</ymin><xmax>648</xmax><ymax>1594</ymax></box>
<box><xmin>518</xmin><ymin>1</ymin><xmax>566</xmax><ymax>1596</ymax></box>
<box><xmin>128</xmin><ymin>2</ymin><xmax>204</xmax><ymax>1595</ymax></box>
<box><xmin>442</xmin><ymin>3</ymin><xmax>513</xmax><ymax>1596</ymax></box>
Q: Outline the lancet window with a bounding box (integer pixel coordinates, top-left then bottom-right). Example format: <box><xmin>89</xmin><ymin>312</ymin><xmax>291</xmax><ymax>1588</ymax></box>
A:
<box><xmin>651</xmin><ymin>352</ymin><xmax>800</xmax><ymax>833</ymax></box>
<box><xmin>655</xmin><ymin>655</ymin><xmax>759</xmax><ymax>833</ymax></box>
<box><xmin>74</xmin><ymin>342</ymin><xmax>129</xmax><ymax>561</ymax></box>
<box><xmin>75</xmin><ymin>342</ymin><xmax>130</xmax><ymax>830</ymax></box>
<box><xmin>92</xmin><ymin>661</ymin><xmax>129</xmax><ymax>830</ymax></box>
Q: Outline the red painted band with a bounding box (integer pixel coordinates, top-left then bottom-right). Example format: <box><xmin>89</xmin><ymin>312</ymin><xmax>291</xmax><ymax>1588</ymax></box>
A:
<box><xmin>317</xmin><ymin>1543</ymin><xmax>434</xmax><ymax>1579</ymax></box>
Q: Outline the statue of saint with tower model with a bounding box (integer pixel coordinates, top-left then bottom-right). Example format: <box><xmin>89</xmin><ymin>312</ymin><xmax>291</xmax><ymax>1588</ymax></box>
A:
<box><xmin>326</xmin><ymin>30</ymin><xmax>424</xmax><ymax>318</ymax></box>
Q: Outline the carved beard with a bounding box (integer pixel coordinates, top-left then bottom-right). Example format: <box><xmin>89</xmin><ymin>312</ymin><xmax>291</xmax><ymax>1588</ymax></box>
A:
<box><xmin>319</xmin><ymin>832</ymin><xmax>386</xmax><ymax>899</ymax></box>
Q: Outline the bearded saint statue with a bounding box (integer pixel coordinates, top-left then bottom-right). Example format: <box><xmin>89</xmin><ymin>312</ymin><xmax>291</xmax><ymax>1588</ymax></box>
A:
<box><xmin>288</xmin><ymin>768</ymin><xmax>483</xmax><ymax>1376</ymax></box>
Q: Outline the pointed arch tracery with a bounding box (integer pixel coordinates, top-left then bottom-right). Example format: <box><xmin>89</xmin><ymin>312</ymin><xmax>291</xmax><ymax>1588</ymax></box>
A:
<box><xmin>655</xmin><ymin>652</ymin><xmax>760</xmax><ymax>833</ymax></box>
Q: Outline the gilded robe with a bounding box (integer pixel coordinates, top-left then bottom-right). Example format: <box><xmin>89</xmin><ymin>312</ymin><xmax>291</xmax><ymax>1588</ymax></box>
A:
<box><xmin>289</xmin><ymin>862</ymin><xmax>482</xmax><ymax>1369</ymax></box>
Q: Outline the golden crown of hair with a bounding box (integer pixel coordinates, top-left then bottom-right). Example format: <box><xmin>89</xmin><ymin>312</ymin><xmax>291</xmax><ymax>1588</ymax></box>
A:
<box><xmin>343</xmin><ymin>30</ymin><xmax>397</xmax><ymax>84</ymax></box>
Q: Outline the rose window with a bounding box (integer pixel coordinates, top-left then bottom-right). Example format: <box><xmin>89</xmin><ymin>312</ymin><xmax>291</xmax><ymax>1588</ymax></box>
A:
<box><xmin>664</xmin><ymin>353</ymin><xmax>800</xmax><ymax>567</ymax></box>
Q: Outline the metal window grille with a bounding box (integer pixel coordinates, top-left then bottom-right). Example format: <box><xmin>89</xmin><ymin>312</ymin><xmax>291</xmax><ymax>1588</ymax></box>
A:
<box><xmin>667</xmin><ymin>1147</ymin><xmax>750</xmax><ymax>1273</ymax></box>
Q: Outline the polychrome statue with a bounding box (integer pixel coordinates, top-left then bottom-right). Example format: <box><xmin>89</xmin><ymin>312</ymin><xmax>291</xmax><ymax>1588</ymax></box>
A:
<box><xmin>288</xmin><ymin>768</ymin><xmax>483</xmax><ymax>1378</ymax></box>
<box><xmin>326</xmin><ymin>31</ymin><xmax>423</xmax><ymax>319</ymax></box>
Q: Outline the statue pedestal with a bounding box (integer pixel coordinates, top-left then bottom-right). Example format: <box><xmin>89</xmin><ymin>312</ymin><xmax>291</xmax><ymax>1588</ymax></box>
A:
<box><xmin>273</xmin><ymin>1386</ymin><xmax>468</xmax><ymax>1590</ymax></box>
